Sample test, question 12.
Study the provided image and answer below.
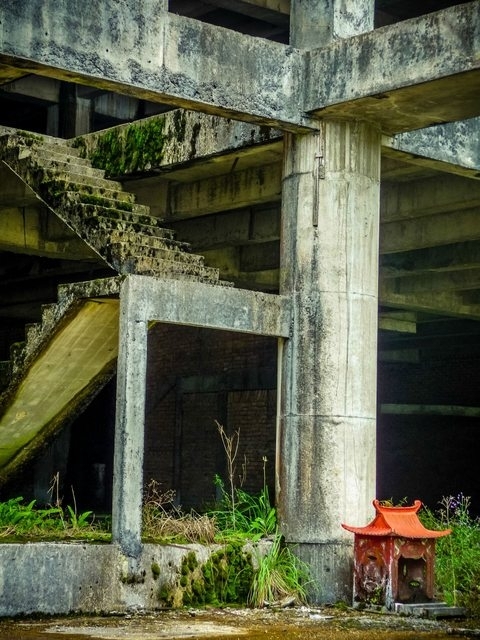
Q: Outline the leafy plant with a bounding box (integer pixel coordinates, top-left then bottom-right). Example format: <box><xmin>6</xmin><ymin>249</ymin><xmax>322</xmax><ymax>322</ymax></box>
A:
<box><xmin>210</xmin><ymin>475</ymin><xmax>276</xmax><ymax>540</ymax></box>
<box><xmin>421</xmin><ymin>494</ymin><xmax>480</xmax><ymax>614</ymax></box>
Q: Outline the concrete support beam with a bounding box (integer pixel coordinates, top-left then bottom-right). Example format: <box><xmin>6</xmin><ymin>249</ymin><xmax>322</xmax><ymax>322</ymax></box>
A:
<box><xmin>381</xmin><ymin>175</ymin><xmax>480</xmax><ymax>223</ymax></box>
<box><xmin>386</xmin><ymin>117</ymin><xmax>480</xmax><ymax>175</ymax></box>
<box><xmin>380</xmin><ymin>208</ymin><xmax>480</xmax><ymax>254</ymax></box>
<box><xmin>0</xmin><ymin>1</ymin><xmax>310</xmax><ymax>132</ymax></box>
<box><xmin>384</xmin><ymin>269</ymin><xmax>480</xmax><ymax>295</ymax></box>
<box><xmin>380</xmin><ymin>404</ymin><xmax>480</xmax><ymax>418</ymax></box>
<box><xmin>171</xmin><ymin>205</ymin><xmax>280</xmax><ymax>250</ymax></box>
<box><xmin>381</xmin><ymin>242</ymin><xmax>480</xmax><ymax>278</ymax></box>
<box><xmin>169</xmin><ymin>163</ymin><xmax>282</xmax><ymax>219</ymax></box>
<box><xmin>0</xmin><ymin>204</ymin><xmax>96</xmax><ymax>261</ymax></box>
<box><xmin>306</xmin><ymin>3</ymin><xmax>480</xmax><ymax>133</ymax></box>
<box><xmin>379</xmin><ymin>288</ymin><xmax>480</xmax><ymax>320</ymax></box>
<box><xmin>278</xmin><ymin>121</ymin><xmax>381</xmax><ymax>603</ymax></box>
<box><xmin>2</xmin><ymin>3</ymin><xmax>480</xmax><ymax>133</ymax></box>
<box><xmin>118</xmin><ymin>274</ymin><xmax>290</xmax><ymax>337</ymax></box>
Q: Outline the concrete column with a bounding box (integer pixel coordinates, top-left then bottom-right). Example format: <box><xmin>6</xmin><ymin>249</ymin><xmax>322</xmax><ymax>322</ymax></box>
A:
<box><xmin>112</xmin><ymin>280</ymin><xmax>148</xmax><ymax>558</ymax></box>
<box><xmin>278</xmin><ymin>121</ymin><xmax>381</xmax><ymax>602</ymax></box>
<box><xmin>290</xmin><ymin>0</ymin><xmax>374</xmax><ymax>47</ymax></box>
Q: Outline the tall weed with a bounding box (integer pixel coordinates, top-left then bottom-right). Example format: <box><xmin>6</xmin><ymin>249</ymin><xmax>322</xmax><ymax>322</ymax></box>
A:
<box><xmin>421</xmin><ymin>494</ymin><xmax>480</xmax><ymax>614</ymax></box>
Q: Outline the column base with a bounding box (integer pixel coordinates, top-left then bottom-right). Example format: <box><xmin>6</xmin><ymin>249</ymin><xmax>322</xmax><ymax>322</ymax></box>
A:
<box><xmin>288</xmin><ymin>541</ymin><xmax>354</xmax><ymax>604</ymax></box>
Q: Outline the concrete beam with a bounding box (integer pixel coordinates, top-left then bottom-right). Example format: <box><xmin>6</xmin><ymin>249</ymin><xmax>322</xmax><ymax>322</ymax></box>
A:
<box><xmin>0</xmin><ymin>204</ymin><xmax>97</xmax><ymax>261</ymax></box>
<box><xmin>121</xmin><ymin>274</ymin><xmax>291</xmax><ymax>337</ymax></box>
<box><xmin>381</xmin><ymin>242</ymin><xmax>480</xmax><ymax>278</ymax></box>
<box><xmin>386</xmin><ymin>117</ymin><xmax>480</xmax><ymax>175</ymax></box>
<box><xmin>378</xmin><ymin>311</ymin><xmax>416</xmax><ymax>334</ymax></box>
<box><xmin>384</xmin><ymin>268</ymin><xmax>480</xmax><ymax>295</ymax></box>
<box><xmin>0</xmin><ymin>1</ymin><xmax>311</xmax><ymax>132</ymax></box>
<box><xmin>208</xmin><ymin>0</ymin><xmax>290</xmax><ymax>25</ymax></box>
<box><xmin>306</xmin><ymin>3</ymin><xmax>480</xmax><ymax>133</ymax></box>
<box><xmin>2</xmin><ymin>3</ymin><xmax>480</xmax><ymax>133</ymax></box>
<box><xmin>380</xmin><ymin>404</ymin><xmax>480</xmax><ymax>418</ymax></box>
<box><xmin>381</xmin><ymin>175</ymin><xmax>480</xmax><ymax>223</ymax></box>
<box><xmin>171</xmin><ymin>205</ymin><xmax>280</xmax><ymax>249</ymax></box>
<box><xmin>169</xmin><ymin>163</ymin><xmax>282</xmax><ymax>219</ymax></box>
<box><xmin>379</xmin><ymin>287</ymin><xmax>480</xmax><ymax>320</ymax></box>
<box><xmin>380</xmin><ymin>208</ymin><xmax>480</xmax><ymax>254</ymax></box>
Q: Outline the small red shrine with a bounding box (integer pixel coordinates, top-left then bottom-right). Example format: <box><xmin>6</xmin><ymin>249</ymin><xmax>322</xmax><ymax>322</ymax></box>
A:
<box><xmin>342</xmin><ymin>500</ymin><xmax>451</xmax><ymax>609</ymax></box>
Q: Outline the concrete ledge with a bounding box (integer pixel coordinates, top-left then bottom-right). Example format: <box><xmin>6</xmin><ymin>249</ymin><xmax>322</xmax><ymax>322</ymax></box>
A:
<box><xmin>0</xmin><ymin>541</ymin><xmax>259</xmax><ymax>616</ymax></box>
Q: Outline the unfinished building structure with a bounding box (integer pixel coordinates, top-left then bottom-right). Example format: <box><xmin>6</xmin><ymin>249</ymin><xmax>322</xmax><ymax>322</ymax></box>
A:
<box><xmin>0</xmin><ymin>0</ymin><xmax>479</xmax><ymax>610</ymax></box>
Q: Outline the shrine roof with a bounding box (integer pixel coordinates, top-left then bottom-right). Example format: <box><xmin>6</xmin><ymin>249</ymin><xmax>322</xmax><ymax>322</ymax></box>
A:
<box><xmin>342</xmin><ymin>500</ymin><xmax>451</xmax><ymax>539</ymax></box>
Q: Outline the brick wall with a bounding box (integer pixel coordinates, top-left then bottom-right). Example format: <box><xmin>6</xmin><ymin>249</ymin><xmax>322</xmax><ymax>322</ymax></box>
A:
<box><xmin>144</xmin><ymin>324</ymin><xmax>277</xmax><ymax>509</ymax></box>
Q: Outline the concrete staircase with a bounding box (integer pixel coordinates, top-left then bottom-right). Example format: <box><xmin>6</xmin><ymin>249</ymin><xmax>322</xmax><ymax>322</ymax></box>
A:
<box><xmin>0</xmin><ymin>131</ymin><xmax>224</xmax><ymax>283</ymax></box>
<box><xmin>0</xmin><ymin>130</ymin><xmax>230</xmax><ymax>482</ymax></box>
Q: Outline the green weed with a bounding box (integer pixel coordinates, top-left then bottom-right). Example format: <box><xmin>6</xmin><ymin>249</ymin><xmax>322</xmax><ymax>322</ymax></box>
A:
<box><xmin>249</xmin><ymin>530</ymin><xmax>309</xmax><ymax>607</ymax></box>
<box><xmin>421</xmin><ymin>494</ymin><xmax>480</xmax><ymax>614</ymax></box>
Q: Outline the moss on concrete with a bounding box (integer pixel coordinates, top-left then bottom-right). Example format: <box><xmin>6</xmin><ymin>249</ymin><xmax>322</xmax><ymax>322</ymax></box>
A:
<box><xmin>158</xmin><ymin>544</ymin><xmax>253</xmax><ymax>608</ymax></box>
<box><xmin>77</xmin><ymin>118</ymin><xmax>167</xmax><ymax>177</ymax></box>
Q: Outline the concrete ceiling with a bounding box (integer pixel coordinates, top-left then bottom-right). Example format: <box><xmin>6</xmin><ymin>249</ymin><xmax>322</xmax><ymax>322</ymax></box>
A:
<box><xmin>0</xmin><ymin>0</ymin><xmax>479</xmax><ymax>361</ymax></box>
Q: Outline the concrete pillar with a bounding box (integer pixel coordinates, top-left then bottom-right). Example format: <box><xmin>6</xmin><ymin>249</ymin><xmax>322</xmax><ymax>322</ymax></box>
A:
<box><xmin>278</xmin><ymin>121</ymin><xmax>381</xmax><ymax>602</ymax></box>
<box><xmin>112</xmin><ymin>280</ymin><xmax>148</xmax><ymax>558</ymax></box>
<box><xmin>290</xmin><ymin>0</ymin><xmax>374</xmax><ymax>47</ymax></box>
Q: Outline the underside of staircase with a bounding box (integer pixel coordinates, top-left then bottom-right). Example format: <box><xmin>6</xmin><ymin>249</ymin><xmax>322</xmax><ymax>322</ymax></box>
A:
<box><xmin>0</xmin><ymin>130</ymin><xmax>229</xmax><ymax>484</ymax></box>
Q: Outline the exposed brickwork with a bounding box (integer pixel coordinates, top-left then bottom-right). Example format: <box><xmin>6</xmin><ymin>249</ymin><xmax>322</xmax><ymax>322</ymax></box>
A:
<box><xmin>144</xmin><ymin>324</ymin><xmax>277</xmax><ymax>509</ymax></box>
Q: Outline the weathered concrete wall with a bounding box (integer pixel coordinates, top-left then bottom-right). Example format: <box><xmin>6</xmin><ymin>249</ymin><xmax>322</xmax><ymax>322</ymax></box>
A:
<box><xmin>0</xmin><ymin>542</ymin><xmax>224</xmax><ymax>616</ymax></box>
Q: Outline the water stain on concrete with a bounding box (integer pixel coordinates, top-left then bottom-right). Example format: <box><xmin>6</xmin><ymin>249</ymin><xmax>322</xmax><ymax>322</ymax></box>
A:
<box><xmin>0</xmin><ymin>608</ymin><xmax>476</xmax><ymax>640</ymax></box>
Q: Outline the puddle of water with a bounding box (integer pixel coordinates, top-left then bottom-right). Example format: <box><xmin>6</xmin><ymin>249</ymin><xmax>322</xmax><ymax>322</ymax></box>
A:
<box><xmin>0</xmin><ymin>609</ymin><xmax>476</xmax><ymax>640</ymax></box>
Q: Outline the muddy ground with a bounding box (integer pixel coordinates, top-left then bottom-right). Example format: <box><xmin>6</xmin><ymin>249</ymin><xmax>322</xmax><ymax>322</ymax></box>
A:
<box><xmin>1</xmin><ymin>606</ymin><xmax>479</xmax><ymax>640</ymax></box>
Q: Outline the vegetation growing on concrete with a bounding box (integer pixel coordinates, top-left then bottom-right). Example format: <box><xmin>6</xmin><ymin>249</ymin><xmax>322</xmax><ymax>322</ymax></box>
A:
<box><xmin>142</xmin><ymin>480</ymin><xmax>217</xmax><ymax>544</ymax></box>
<box><xmin>74</xmin><ymin>118</ymin><xmax>167</xmax><ymax>177</ymax></box>
<box><xmin>0</xmin><ymin>496</ymin><xmax>109</xmax><ymax>542</ymax></box>
<box><xmin>421</xmin><ymin>494</ymin><xmax>480</xmax><ymax>615</ymax></box>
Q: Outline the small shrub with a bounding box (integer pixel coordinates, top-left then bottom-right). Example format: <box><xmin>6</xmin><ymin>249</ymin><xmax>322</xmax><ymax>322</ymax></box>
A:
<box><xmin>421</xmin><ymin>494</ymin><xmax>480</xmax><ymax>614</ymax></box>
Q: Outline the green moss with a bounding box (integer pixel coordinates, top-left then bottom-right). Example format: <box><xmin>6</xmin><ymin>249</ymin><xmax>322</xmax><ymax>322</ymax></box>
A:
<box><xmin>158</xmin><ymin>545</ymin><xmax>254</xmax><ymax>609</ymax></box>
<box><xmin>17</xmin><ymin>130</ymin><xmax>44</xmax><ymax>142</ymax></box>
<box><xmin>151</xmin><ymin>561</ymin><xmax>161</xmax><ymax>580</ymax></box>
<box><xmin>87</xmin><ymin>118</ymin><xmax>167</xmax><ymax>177</ymax></box>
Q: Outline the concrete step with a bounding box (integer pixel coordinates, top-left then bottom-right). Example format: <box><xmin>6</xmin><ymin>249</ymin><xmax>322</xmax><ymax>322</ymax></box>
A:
<box><xmin>119</xmin><ymin>255</ymin><xmax>220</xmax><ymax>281</ymax></box>
<box><xmin>41</xmin><ymin>303</ymin><xmax>58</xmax><ymax>325</ymax></box>
<box><xmin>9</xmin><ymin>341</ymin><xmax>26</xmax><ymax>371</ymax></box>
<box><xmin>26</xmin><ymin>137</ymin><xmax>82</xmax><ymax>157</ymax></box>
<box><xmin>40</xmin><ymin>172</ymin><xmax>124</xmax><ymax>193</ymax></box>
<box><xmin>71</xmin><ymin>199</ymin><xmax>152</xmax><ymax>218</ymax></box>
<box><xmin>26</xmin><ymin>149</ymin><xmax>106</xmax><ymax>177</ymax></box>
<box><xmin>106</xmin><ymin>241</ymin><xmax>205</xmax><ymax>266</ymax></box>
<box><xmin>25</xmin><ymin>322</ymin><xmax>42</xmax><ymax>345</ymax></box>
<box><xmin>79</xmin><ymin>209</ymin><xmax>167</xmax><ymax>237</ymax></box>
<box><xmin>109</xmin><ymin>228</ymin><xmax>179</xmax><ymax>245</ymax></box>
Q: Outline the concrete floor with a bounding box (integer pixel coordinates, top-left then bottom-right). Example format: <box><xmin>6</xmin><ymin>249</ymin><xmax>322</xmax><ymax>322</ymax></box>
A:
<box><xmin>0</xmin><ymin>607</ymin><xmax>476</xmax><ymax>640</ymax></box>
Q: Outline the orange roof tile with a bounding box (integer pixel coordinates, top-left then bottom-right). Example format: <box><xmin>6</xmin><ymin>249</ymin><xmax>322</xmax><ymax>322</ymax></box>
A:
<box><xmin>342</xmin><ymin>500</ymin><xmax>451</xmax><ymax>539</ymax></box>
